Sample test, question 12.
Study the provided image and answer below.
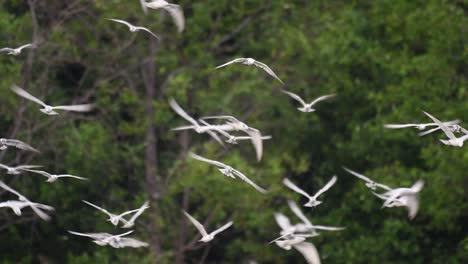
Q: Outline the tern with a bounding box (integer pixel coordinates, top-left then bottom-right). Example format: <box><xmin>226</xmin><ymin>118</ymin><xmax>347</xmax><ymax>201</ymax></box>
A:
<box><xmin>384</xmin><ymin>120</ymin><xmax>460</xmax><ymax>130</ymax></box>
<box><xmin>169</xmin><ymin>98</ymin><xmax>224</xmax><ymax>146</ymax></box>
<box><xmin>0</xmin><ymin>163</ymin><xmax>41</xmax><ymax>175</ymax></box>
<box><xmin>342</xmin><ymin>167</ymin><xmax>391</xmax><ymax>191</ymax></box>
<box><xmin>281</xmin><ymin>90</ymin><xmax>336</xmax><ymax>112</ymax></box>
<box><xmin>82</xmin><ymin>200</ymin><xmax>141</xmax><ymax>226</ymax></box>
<box><xmin>418</xmin><ymin>123</ymin><xmax>467</xmax><ymax>136</ymax></box>
<box><xmin>423</xmin><ymin>111</ymin><xmax>468</xmax><ymax>147</ymax></box>
<box><xmin>283</xmin><ymin>176</ymin><xmax>337</xmax><ymax>207</ymax></box>
<box><xmin>106</xmin><ymin>19</ymin><xmax>159</xmax><ymax>39</ymax></box>
<box><xmin>11</xmin><ymin>84</ymin><xmax>93</xmax><ymax>115</ymax></box>
<box><xmin>22</xmin><ymin>169</ymin><xmax>88</xmax><ymax>183</ymax></box>
<box><xmin>0</xmin><ymin>180</ymin><xmax>54</xmax><ymax>220</ymax></box>
<box><xmin>0</xmin><ymin>138</ymin><xmax>39</xmax><ymax>152</ymax></box>
<box><xmin>0</xmin><ymin>43</ymin><xmax>34</xmax><ymax>55</ymax></box>
<box><xmin>0</xmin><ymin>200</ymin><xmax>54</xmax><ymax>218</ymax></box>
<box><xmin>68</xmin><ymin>230</ymin><xmax>147</xmax><ymax>248</ymax></box>
<box><xmin>121</xmin><ymin>201</ymin><xmax>150</xmax><ymax>228</ymax></box>
<box><xmin>372</xmin><ymin>191</ymin><xmax>420</xmax><ymax>220</ymax></box>
<box><xmin>216</xmin><ymin>58</ymin><xmax>284</xmax><ymax>84</ymax></box>
<box><xmin>189</xmin><ymin>152</ymin><xmax>267</xmax><ymax>194</ymax></box>
<box><xmin>143</xmin><ymin>0</ymin><xmax>185</xmax><ymax>32</ymax></box>
<box><xmin>287</xmin><ymin>200</ymin><xmax>345</xmax><ymax>234</ymax></box>
<box><xmin>379</xmin><ymin>180</ymin><xmax>424</xmax><ymax>209</ymax></box>
<box><xmin>183</xmin><ymin>210</ymin><xmax>233</xmax><ymax>243</ymax></box>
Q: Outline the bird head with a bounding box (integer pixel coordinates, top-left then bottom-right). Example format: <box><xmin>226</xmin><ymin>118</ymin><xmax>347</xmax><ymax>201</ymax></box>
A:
<box><xmin>40</xmin><ymin>107</ymin><xmax>59</xmax><ymax>115</ymax></box>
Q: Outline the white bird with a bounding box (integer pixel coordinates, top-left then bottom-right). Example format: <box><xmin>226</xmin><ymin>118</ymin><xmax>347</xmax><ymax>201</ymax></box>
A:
<box><xmin>0</xmin><ymin>138</ymin><xmax>39</xmax><ymax>152</ymax></box>
<box><xmin>372</xmin><ymin>191</ymin><xmax>420</xmax><ymax>220</ymax></box>
<box><xmin>342</xmin><ymin>167</ymin><xmax>391</xmax><ymax>191</ymax></box>
<box><xmin>0</xmin><ymin>180</ymin><xmax>54</xmax><ymax>220</ymax></box>
<box><xmin>281</xmin><ymin>90</ymin><xmax>336</xmax><ymax>113</ymax></box>
<box><xmin>189</xmin><ymin>152</ymin><xmax>267</xmax><ymax>194</ymax></box>
<box><xmin>82</xmin><ymin>200</ymin><xmax>141</xmax><ymax>226</ymax></box>
<box><xmin>287</xmin><ymin>200</ymin><xmax>345</xmax><ymax>234</ymax></box>
<box><xmin>23</xmin><ymin>169</ymin><xmax>88</xmax><ymax>183</ymax></box>
<box><xmin>0</xmin><ymin>43</ymin><xmax>34</xmax><ymax>55</ymax></box>
<box><xmin>169</xmin><ymin>98</ymin><xmax>225</xmax><ymax>146</ymax></box>
<box><xmin>11</xmin><ymin>84</ymin><xmax>94</xmax><ymax>115</ymax></box>
<box><xmin>384</xmin><ymin>120</ymin><xmax>460</xmax><ymax>130</ymax></box>
<box><xmin>293</xmin><ymin>242</ymin><xmax>322</xmax><ymax>264</ymax></box>
<box><xmin>274</xmin><ymin>236</ymin><xmax>307</xmax><ymax>250</ymax></box>
<box><xmin>106</xmin><ymin>19</ymin><xmax>159</xmax><ymax>39</ymax></box>
<box><xmin>121</xmin><ymin>201</ymin><xmax>150</xmax><ymax>228</ymax></box>
<box><xmin>183</xmin><ymin>210</ymin><xmax>233</xmax><ymax>243</ymax></box>
<box><xmin>0</xmin><ymin>163</ymin><xmax>41</xmax><ymax>175</ymax></box>
<box><xmin>418</xmin><ymin>123</ymin><xmax>467</xmax><ymax>137</ymax></box>
<box><xmin>423</xmin><ymin>111</ymin><xmax>468</xmax><ymax>147</ymax></box>
<box><xmin>283</xmin><ymin>176</ymin><xmax>337</xmax><ymax>207</ymax></box>
<box><xmin>380</xmin><ymin>180</ymin><xmax>424</xmax><ymax>209</ymax></box>
<box><xmin>216</xmin><ymin>58</ymin><xmax>284</xmax><ymax>85</ymax></box>
<box><xmin>269</xmin><ymin>214</ymin><xmax>316</xmax><ymax>244</ymax></box>
<box><xmin>0</xmin><ymin>200</ymin><xmax>55</xmax><ymax>220</ymax></box>
<box><xmin>67</xmin><ymin>230</ymin><xmax>147</xmax><ymax>248</ymax></box>
<box><xmin>143</xmin><ymin>0</ymin><xmax>185</xmax><ymax>32</ymax></box>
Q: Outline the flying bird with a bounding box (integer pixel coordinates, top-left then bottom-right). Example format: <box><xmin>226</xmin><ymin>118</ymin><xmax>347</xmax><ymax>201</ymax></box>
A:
<box><xmin>22</xmin><ymin>169</ymin><xmax>88</xmax><ymax>183</ymax></box>
<box><xmin>121</xmin><ymin>201</ymin><xmax>150</xmax><ymax>228</ymax></box>
<box><xmin>189</xmin><ymin>152</ymin><xmax>268</xmax><ymax>194</ymax></box>
<box><xmin>342</xmin><ymin>167</ymin><xmax>391</xmax><ymax>191</ymax></box>
<box><xmin>82</xmin><ymin>200</ymin><xmax>141</xmax><ymax>226</ymax></box>
<box><xmin>143</xmin><ymin>0</ymin><xmax>185</xmax><ymax>32</ymax></box>
<box><xmin>216</xmin><ymin>58</ymin><xmax>284</xmax><ymax>85</ymax></box>
<box><xmin>372</xmin><ymin>191</ymin><xmax>420</xmax><ymax>220</ymax></box>
<box><xmin>423</xmin><ymin>111</ymin><xmax>468</xmax><ymax>147</ymax></box>
<box><xmin>11</xmin><ymin>84</ymin><xmax>94</xmax><ymax>115</ymax></box>
<box><xmin>283</xmin><ymin>176</ymin><xmax>337</xmax><ymax>207</ymax></box>
<box><xmin>287</xmin><ymin>200</ymin><xmax>345</xmax><ymax>234</ymax></box>
<box><xmin>0</xmin><ymin>138</ymin><xmax>39</xmax><ymax>152</ymax></box>
<box><xmin>0</xmin><ymin>43</ymin><xmax>34</xmax><ymax>55</ymax></box>
<box><xmin>384</xmin><ymin>120</ymin><xmax>460</xmax><ymax>130</ymax></box>
<box><xmin>281</xmin><ymin>90</ymin><xmax>336</xmax><ymax>112</ymax></box>
<box><xmin>183</xmin><ymin>210</ymin><xmax>233</xmax><ymax>243</ymax></box>
<box><xmin>379</xmin><ymin>180</ymin><xmax>424</xmax><ymax>209</ymax></box>
<box><xmin>68</xmin><ymin>230</ymin><xmax>147</xmax><ymax>248</ymax></box>
<box><xmin>106</xmin><ymin>19</ymin><xmax>159</xmax><ymax>39</ymax></box>
<box><xmin>0</xmin><ymin>163</ymin><xmax>41</xmax><ymax>175</ymax></box>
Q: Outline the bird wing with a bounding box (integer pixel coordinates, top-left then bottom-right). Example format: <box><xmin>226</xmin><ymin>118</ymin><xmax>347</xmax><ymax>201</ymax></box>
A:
<box><xmin>117</xmin><ymin>208</ymin><xmax>143</xmax><ymax>218</ymax></box>
<box><xmin>293</xmin><ymin>242</ymin><xmax>322</xmax><ymax>264</ymax></box>
<box><xmin>0</xmin><ymin>180</ymin><xmax>27</xmax><ymax>200</ymax></box>
<box><xmin>137</xmin><ymin>27</ymin><xmax>160</xmax><ymax>39</ymax></box>
<box><xmin>401</xmin><ymin>195</ymin><xmax>419</xmax><ymax>220</ymax></box>
<box><xmin>287</xmin><ymin>200</ymin><xmax>312</xmax><ymax>226</ymax></box>
<box><xmin>342</xmin><ymin>167</ymin><xmax>372</xmax><ymax>183</ymax></box>
<box><xmin>183</xmin><ymin>211</ymin><xmax>208</xmax><ymax>237</ymax></box>
<box><xmin>10</xmin><ymin>84</ymin><xmax>47</xmax><ymax>107</ymax></box>
<box><xmin>169</xmin><ymin>98</ymin><xmax>199</xmax><ymax>126</ymax></box>
<box><xmin>164</xmin><ymin>4</ymin><xmax>184</xmax><ymax>33</ymax></box>
<box><xmin>15</xmin><ymin>165</ymin><xmax>42</xmax><ymax>170</ymax></box>
<box><xmin>309</xmin><ymin>94</ymin><xmax>336</xmax><ymax>107</ymax></box>
<box><xmin>5</xmin><ymin>139</ymin><xmax>39</xmax><ymax>152</ymax></box>
<box><xmin>189</xmin><ymin>152</ymin><xmax>226</xmax><ymax>168</ymax></box>
<box><xmin>118</xmin><ymin>237</ymin><xmax>149</xmax><ymax>248</ymax></box>
<box><xmin>125</xmin><ymin>201</ymin><xmax>150</xmax><ymax>224</ymax></box>
<box><xmin>82</xmin><ymin>200</ymin><xmax>113</xmax><ymax>217</ymax></box>
<box><xmin>281</xmin><ymin>90</ymin><xmax>307</xmax><ymax>106</ymax></box>
<box><xmin>0</xmin><ymin>164</ymin><xmax>9</xmax><ymax>170</ymax></box>
<box><xmin>244</xmin><ymin>128</ymin><xmax>263</xmax><ymax>161</ymax></box>
<box><xmin>215</xmin><ymin>58</ymin><xmax>247</xmax><ymax>69</ymax></box>
<box><xmin>423</xmin><ymin>111</ymin><xmax>456</xmax><ymax>140</ymax></box>
<box><xmin>309</xmin><ymin>225</ymin><xmax>345</xmax><ymax>231</ymax></box>
<box><xmin>56</xmin><ymin>174</ymin><xmax>89</xmax><ymax>181</ymax></box>
<box><xmin>209</xmin><ymin>221</ymin><xmax>233</xmax><ymax>236</ymax></box>
<box><xmin>22</xmin><ymin>169</ymin><xmax>51</xmax><ymax>178</ymax></box>
<box><xmin>383</xmin><ymin>123</ymin><xmax>418</xmax><ymax>129</ymax></box>
<box><xmin>283</xmin><ymin>178</ymin><xmax>312</xmax><ymax>199</ymax></box>
<box><xmin>29</xmin><ymin>202</ymin><xmax>54</xmax><ymax>221</ymax></box>
<box><xmin>140</xmin><ymin>0</ymin><xmax>148</xmax><ymax>14</ymax></box>
<box><xmin>197</xmin><ymin>119</ymin><xmax>226</xmax><ymax>146</ymax></box>
<box><xmin>418</xmin><ymin>126</ymin><xmax>441</xmax><ymax>136</ymax></box>
<box><xmin>0</xmin><ymin>48</ymin><xmax>14</xmax><ymax>53</ymax></box>
<box><xmin>233</xmin><ymin>169</ymin><xmax>268</xmax><ymax>194</ymax></box>
<box><xmin>312</xmin><ymin>175</ymin><xmax>337</xmax><ymax>199</ymax></box>
<box><xmin>253</xmin><ymin>60</ymin><xmax>284</xmax><ymax>84</ymax></box>
<box><xmin>410</xmin><ymin>180</ymin><xmax>425</xmax><ymax>192</ymax></box>
<box><xmin>68</xmin><ymin>231</ymin><xmax>112</xmax><ymax>240</ymax></box>
<box><xmin>106</xmin><ymin>18</ymin><xmax>134</xmax><ymax>28</ymax></box>
<box><xmin>274</xmin><ymin>213</ymin><xmax>293</xmax><ymax>232</ymax></box>
<box><xmin>52</xmin><ymin>104</ymin><xmax>94</xmax><ymax>112</ymax></box>
<box><xmin>17</xmin><ymin>43</ymin><xmax>33</xmax><ymax>51</ymax></box>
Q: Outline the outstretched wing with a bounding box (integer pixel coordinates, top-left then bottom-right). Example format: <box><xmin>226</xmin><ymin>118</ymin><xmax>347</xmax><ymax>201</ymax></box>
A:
<box><xmin>169</xmin><ymin>98</ymin><xmax>199</xmax><ymax>126</ymax></box>
<box><xmin>22</xmin><ymin>169</ymin><xmax>51</xmax><ymax>179</ymax></box>
<box><xmin>210</xmin><ymin>221</ymin><xmax>233</xmax><ymax>236</ymax></box>
<box><xmin>253</xmin><ymin>60</ymin><xmax>284</xmax><ymax>84</ymax></box>
<box><xmin>138</xmin><ymin>27</ymin><xmax>160</xmax><ymax>39</ymax></box>
<box><xmin>124</xmin><ymin>201</ymin><xmax>150</xmax><ymax>224</ymax></box>
<box><xmin>274</xmin><ymin>212</ymin><xmax>293</xmax><ymax>232</ymax></box>
<box><xmin>164</xmin><ymin>4</ymin><xmax>184</xmax><ymax>33</ymax></box>
<box><xmin>183</xmin><ymin>211</ymin><xmax>208</xmax><ymax>237</ymax></box>
<box><xmin>118</xmin><ymin>237</ymin><xmax>149</xmax><ymax>248</ymax></box>
<box><xmin>283</xmin><ymin>178</ymin><xmax>312</xmax><ymax>199</ymax></box>
<box><xmin>106</xmin><ymin>18</ymin><xmax>133</xmax><ymax>29</ymax></box>
<box><xmin>5</xmin><ymin>139</ymin><xmax>40</xmax><ymax>152</ymax></box>
<box><xmin>293</xmin><ymin>242</ymin><xmax>322</xmax><ymax>264</ymax></box>
<box><xmin>10</xmin><ymin>84</ymin><xmax>47</xmax><ymax>107</ymax></box>
<box><xmin>189</xmin><ymin>152</ymin><xmax>227</xmax><ymax>168</ymax></box>
<box><xmin>233</xmin><ymin>169</ymin><xmax>268</xmax><ymax>194</ymax></box>
<box><xmin>82</xmin><ymin>200</ymin><xmax>113</xmax><ymax>217</ymax></box>
<box><xmin>53</xmin><ymin>104</ymin><xmax>94</xmax><ymax>112</ymax></box>
<box><xmin>57</xmin><ymin>174</ymin><xmax>89</xmax><ymax>181</ymax></box>
<box><xmin>215</xmin><ymin>58</ymin><xmax>247</xmax><ymax>69</ymax></box>
<box><xmin>312</xmin><ymin>176</ymin><xmax>337</xmax><ymax>199</ymax></box>
<box><xmin>281</xmin><ymin>90</ymin><xmax>307</xmax><ymax>106</ymax></box>
<box><xmin>0</xmin><ymin>48</ymin><xmax>14</xmax><ymax>53</ymax></box>
<box><xmin>287</xmin><ymin>200</ymin><xmax>312</xmax><ymax>226</ymax></box>
<box><xmin>423</xmin><ymin>111</ymin><xmax>456</xmax><ymax>140</ymax></box>
<box><xmin>17</xmin><ymin>43</ymin><xmax>33</xmax><ymax>51</ymax></box>
<box><xmin>68</xmin><ymin>230</ymin><xmax>112</xmax><ymax>240</ymax></box>
<box><xmin>309</xmin><ymin>94</ymin><xmax>336</xmax><ymax>107</ymax></box>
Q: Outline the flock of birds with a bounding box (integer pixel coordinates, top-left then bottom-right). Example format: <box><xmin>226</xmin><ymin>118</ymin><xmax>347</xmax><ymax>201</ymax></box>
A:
<box><xmin>1</xmin><ymin>1</ymin><xmax>466</xmax><ymax>263</ymax></box>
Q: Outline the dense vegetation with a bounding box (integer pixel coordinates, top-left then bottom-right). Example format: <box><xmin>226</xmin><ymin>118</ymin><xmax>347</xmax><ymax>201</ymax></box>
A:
<box><xmin>0</xmin><ymin>0</ymin><xmax>467</xmax><ymax>263</ymax></box>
